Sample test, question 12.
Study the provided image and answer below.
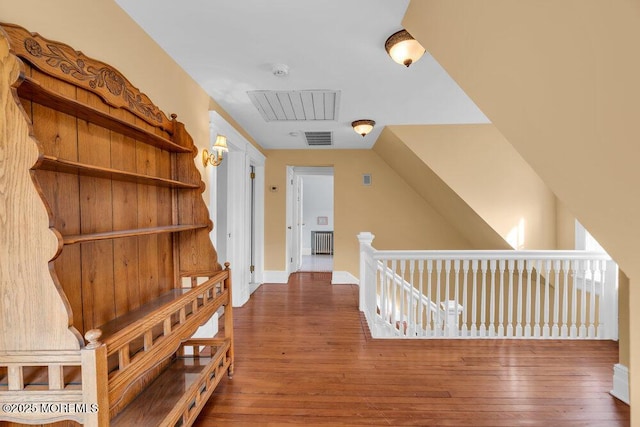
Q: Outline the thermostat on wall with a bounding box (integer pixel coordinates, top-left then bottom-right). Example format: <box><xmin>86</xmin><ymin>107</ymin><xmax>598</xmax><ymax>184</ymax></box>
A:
<box><xmin>362</xmin><ymin>174</ymin><xmax>372</xmax><ymax>186</ymax></box>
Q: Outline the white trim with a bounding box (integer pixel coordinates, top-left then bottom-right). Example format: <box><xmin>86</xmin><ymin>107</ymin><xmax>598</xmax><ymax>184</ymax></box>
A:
<box><xmin>263</xmin><ymin>271</ymin><xmax>289</xmax><ymax>284</ymax></box>
<box><xmin>371</xmin><ymin>249</ymin><xmax>611</xmax><ymax>261</ymax></box>
<box><xmin>294</xmin><ymin>166</ymin><xmax>334</xmax><ymax>176</ymax></box>
<box><xmin>209</xmin><ymin>111</ymin><xmax>266</xmax><ymax>307</ymax></box>
<box><xmin>252</xmin><ymin>164</ymin><xmax>265</xmax><ymax>286</ymax></box>
<box><xmin>286</xmin><ymin>166</ymin><xmax>334</xmax><ymax>276</ymax></box>
<box><xmin>331</xmin><ymin>271</ymin><xmax>359</xmax><ymax>285</ymax></box>
<box><xmin>285</xmin><ymin>167</ymin><xmax>294</xmax><ymax>274</ymax></box>
<box><xmin>610</xmin><ymin>363</ymin><xmax>630</xmax><ymax>404</ymax></box>
<box><xmin>250</xmin><ymin>282</ymin><xmax>261</xmax><ymax>295</ymax></box>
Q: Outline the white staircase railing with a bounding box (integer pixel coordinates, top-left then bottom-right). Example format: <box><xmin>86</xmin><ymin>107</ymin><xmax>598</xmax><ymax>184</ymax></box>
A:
<box><xmin>358</xmin><ymin>232</ymin><xmax>617</xmax><ymax>339</ymax></box>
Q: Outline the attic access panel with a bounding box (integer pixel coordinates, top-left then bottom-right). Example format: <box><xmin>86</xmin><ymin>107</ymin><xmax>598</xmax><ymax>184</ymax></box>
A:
<box><xmin>248</xmin><ymin>90</ymin><xmax>340</xmax><ymax>122</ymax></box>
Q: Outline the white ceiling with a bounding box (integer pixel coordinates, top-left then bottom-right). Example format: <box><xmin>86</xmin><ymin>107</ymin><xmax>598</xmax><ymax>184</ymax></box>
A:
<box><xmin>115</xmin><ymin>0</ymin><xmax>489</xmax><ymax>150</ymax></box>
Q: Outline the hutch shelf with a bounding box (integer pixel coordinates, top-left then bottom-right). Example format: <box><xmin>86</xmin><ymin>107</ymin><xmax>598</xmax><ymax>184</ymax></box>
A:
<box><xmin>0</xmin><ymin>23</ymin><xmax>233</xmax><ymax>426</ymax></box>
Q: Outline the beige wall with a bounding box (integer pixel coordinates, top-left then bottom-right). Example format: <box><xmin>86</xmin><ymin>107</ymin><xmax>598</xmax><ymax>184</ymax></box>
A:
<box><xmin>620</xmin><ymin>271</ymin><xmax>630</xmax><ymax>367</ymax></box>
<box><xmin>0</xmin><ymin>0</ymin><xmax>263</xmax><ymax>204</ymax></box>
<box><xmin>404</xmin><ymin>0</ymin><xmax>638</xmax><ymax>411</ymax></box>
<box><xmin>555</xmin><ymin>200</ymin><xmax>576</xmax><ymax>250</ymax></box>
<box><xmin>389</xmin><ymin>124</ymin><xmax>557</xmax><ymax>250</ymax></box>
<box><xmin>264</xmin><ymin>149</ymin><xmax>474</xmax><ymax>276</ymax></box>
<box><xmin>208</xmin><ymin>97</ymin><xmax>264</xmax><ymax>155</ymax></box>
<box><xmin>0</xmin><ymin>0</ymin><xmax>210</xmax><ymax>152</ymax></box>
<box><xmin>374</xmin><ymin>127</ymin><xmax>510</xmax><ymax>250</ymax></box>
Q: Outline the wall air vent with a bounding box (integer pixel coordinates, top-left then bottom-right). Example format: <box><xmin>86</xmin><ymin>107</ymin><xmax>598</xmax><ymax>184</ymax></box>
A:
<box><xmin>304</xmin><ymin>131</ymin><xmax>333</xmax><ymax>146</ymax></box>
<box><xmin>247</xmin><ymin>90</ymin><xmax>340</xmax><ymax>122</ymax></box>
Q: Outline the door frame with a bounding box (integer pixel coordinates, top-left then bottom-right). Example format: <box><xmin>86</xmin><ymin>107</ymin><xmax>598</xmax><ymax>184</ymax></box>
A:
<box><xmin>285</xmin><ymin>166</ymin><xmax>334</xmax><ymax>275</ymax></box>
<box><xmin>209</xmin><ymin>111</ymin><xmax>265</xmax><ymax>306</ymax></box>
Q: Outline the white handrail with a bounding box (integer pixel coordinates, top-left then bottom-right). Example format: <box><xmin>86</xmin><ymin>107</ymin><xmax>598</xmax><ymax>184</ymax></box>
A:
<box><xmin>358</xmin><ymin>232</ymin><xmax>617</xmax><ymax>340</ymax></box>
<box><xmin>371</xmin><ymin>249</ymin><xmax>611</xmax><ymax>261</ymax></box>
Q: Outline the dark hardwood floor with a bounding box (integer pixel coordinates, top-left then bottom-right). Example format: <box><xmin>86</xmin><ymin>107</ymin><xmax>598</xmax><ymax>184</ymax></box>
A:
<box><xmin>195</xmin><ymin>272</ymin><xmax>630</xmax><ymax>426</ymax></box>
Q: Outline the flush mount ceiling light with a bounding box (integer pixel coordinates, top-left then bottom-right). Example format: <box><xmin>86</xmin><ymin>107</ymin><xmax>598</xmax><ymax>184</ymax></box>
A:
<box><xmin>385</xmin><ymin>29</ymin><xmax>425</xmax><ymax>67</ymax></box>
<box><xmin>351</xmin><ymin>119</ymin><xmax>375</xmax><ymax>137</ymax></box>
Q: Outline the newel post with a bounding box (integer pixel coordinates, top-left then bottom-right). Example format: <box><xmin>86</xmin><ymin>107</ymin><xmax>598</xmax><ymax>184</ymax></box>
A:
<box><xmin>357</xmin><ymin>232</ymin><xmax>375</xmax><ymax>313</ymax></box>
<box><xmin>81</xmin><ymin>330</ymin><xmax>109</xmax><ymax>426</ymax></box>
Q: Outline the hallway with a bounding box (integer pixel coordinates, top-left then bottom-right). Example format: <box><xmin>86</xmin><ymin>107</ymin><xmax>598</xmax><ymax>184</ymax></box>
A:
<box><xmin>195</xmin><ymin>273</ymin><xmax>629</xmax><ymax>426</ymax></box>
<box><xmin>299</xmin><ymin>255</ymin><xmax>333</xmax><ymax>272</ymax></box>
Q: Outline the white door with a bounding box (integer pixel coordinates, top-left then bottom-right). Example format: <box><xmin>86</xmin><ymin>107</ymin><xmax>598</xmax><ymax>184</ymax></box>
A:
<box><xmin>249</xmin><ymin>165</ymin><xmax>256</xmax><ymax>284</ymax></box>
<box><xmin>295</xmin><ymin>175</ymin><xmax>304</xmax><ymax>270</ymax></box>
<box><xmin>209</xmin><ymin>111</ymin><xmax>265</xmax><ymax>305</ymax></box>
<box><xmin>286</xmin><ymin>167</ymin><xmax>295</xmax><ymax>274</ymax></box>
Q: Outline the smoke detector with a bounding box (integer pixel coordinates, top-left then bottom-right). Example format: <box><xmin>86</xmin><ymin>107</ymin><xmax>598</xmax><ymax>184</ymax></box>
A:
<box><xmin>272</xmin><ymin>63</ymin><xmax>289</xmax><ymax>77</ymax></box>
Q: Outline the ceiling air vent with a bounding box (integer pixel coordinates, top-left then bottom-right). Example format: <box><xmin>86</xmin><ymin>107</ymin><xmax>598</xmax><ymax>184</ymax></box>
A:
<box><xmin>247</xmin><ymin>90</ymin><xmax>340</xmax><ymax>122</ymax></box>
<box><xmin>304</xmin><ymin>131</ymin><xmax>332</xmax><ymax>146</ymax></box>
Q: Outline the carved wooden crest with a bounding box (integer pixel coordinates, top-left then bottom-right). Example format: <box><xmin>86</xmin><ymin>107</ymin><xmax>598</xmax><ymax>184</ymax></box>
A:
<box><xmin>1</xmin><ymin>23</ymin><xmax>174</xmax><ymax>133</ymax></box>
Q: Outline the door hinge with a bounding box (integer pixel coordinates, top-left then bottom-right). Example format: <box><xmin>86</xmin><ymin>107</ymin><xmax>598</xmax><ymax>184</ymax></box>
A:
<box><xmin>250</xmin><ymin>265</ymin><xmax>255</xmax><ymax>273</ymax></box>
<box><xmin>250</xmin><ymin>172</ymin><xmax>255</xmax><ymax>179</ymax></box>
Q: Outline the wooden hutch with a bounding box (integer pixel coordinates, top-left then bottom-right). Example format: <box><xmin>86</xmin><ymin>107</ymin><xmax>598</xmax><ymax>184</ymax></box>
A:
<box><xmin>0</xmin><ymin>23</ymin><xmax>233</xmax><ymax>426</ymax></box>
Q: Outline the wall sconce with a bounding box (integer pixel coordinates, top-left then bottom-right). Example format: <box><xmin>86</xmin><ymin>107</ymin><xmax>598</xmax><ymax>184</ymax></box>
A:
<box><xmin>351</xmin><ymin>119</ymin><xmax>375</xmax><ymax>137</ymax></box>
<box><xmin>385</xmin><ymin>29</ymin><xmax>425</xmax><ymax>67</ymax></box>
<box><xmin>202</xmin><ymin>134</ymin><xmax>229</xmax><ymax>167</ymax></box>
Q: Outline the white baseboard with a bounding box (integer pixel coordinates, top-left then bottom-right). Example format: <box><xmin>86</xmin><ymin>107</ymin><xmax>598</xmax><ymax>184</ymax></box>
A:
<box><xmin>610</xmin><ymin>363</ymin><xmax>630</xmax><ymax>404</ymax></box>
<box><xmin>331</xmin><ymin>271</ymin><xmax>359</xmax><ymax>285</ymax></box>
<box><xmin>263</xmin><ymin>271</ymin><xmax>289</xmax><ymax>284</ymax></box>
<box><xmin>250</xmin><ymin>282</ymin><xmax>261</xmax><ymax>294</ymax></box>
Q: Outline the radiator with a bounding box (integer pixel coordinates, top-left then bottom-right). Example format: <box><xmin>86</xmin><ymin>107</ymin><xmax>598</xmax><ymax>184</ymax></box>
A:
<box><xmin>312</xmin><ymin>231</ymin><xmax>334</xmax><ymax>255</ymax></box>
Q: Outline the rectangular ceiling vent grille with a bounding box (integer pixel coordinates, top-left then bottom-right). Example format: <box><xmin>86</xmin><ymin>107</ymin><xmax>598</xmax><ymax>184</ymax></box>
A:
<box><xmin>304</xmin><ymin>131</ymin><xmax>332</xmax><ymax>146</ymax></box>
<box><xmin>247</xmin><ymin>90</ymin><xmax>340</xmax><ymax>122</ymax></box>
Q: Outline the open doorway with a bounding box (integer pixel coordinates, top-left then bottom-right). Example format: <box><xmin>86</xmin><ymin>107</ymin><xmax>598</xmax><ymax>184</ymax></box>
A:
<box><xmin>286</xmin><ymin>167</ymin><xmax>334</xmax><ymax>273</ymax></box>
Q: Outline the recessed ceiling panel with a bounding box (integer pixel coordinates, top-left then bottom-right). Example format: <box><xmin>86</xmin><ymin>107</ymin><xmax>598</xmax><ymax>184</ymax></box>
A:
<box><xmin>248</xmin><ymin>90</ymin><xmax>340</xmax><ymax>122</ymax></box>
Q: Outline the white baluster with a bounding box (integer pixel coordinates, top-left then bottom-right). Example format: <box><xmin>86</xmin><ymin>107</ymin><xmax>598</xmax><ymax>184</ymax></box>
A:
<box><xmin>435</xmin><ymin>259</ymin><xmax>442</xmax><ymax>337</ymax></box>
<box><xmin>534</xmin><ymin>260</ymin><xmax>541</xmax><ymax>338</ymax></box>
<box><xmin>400</xmin><ymin>260</ymin><xmax>407</xmax><ymax>336</ymax></box>
<box><xmin>588</xmin><ymin>259</ymin><xmax>596</xmax><ymax>338</ymax></box>
<box><xmin>570</xmin><ymin>259</ymin><xmax>578</xmax><ymax>338</ymax></box>
<box><xmin>507</xmin><ymin>259</ymin><xmax>515</xmax><ymax>337</ymax></box>
<box><xmin>453</xmin><ymin>259</ymin><xmax>461</xmax><ymax>337</ymax></box>
<box><xmin>597</xmin><ymin>260</ymin><xmax>608</xmax><ymax>338</ymax></box>
<box><xmin>579</xmin><ymin>260</ymin><xmax>587</xmax><ymax>338</ymax></box>
<box><xmin>561</xmin><ymin>260</ymin><xmax>570</xmax><ymax>338</ymax></box>
<box><xmin>391</xmin><ymin>259</ymin><xmax>397</xmax><ymax>332</ymax></box>
<box><xmin>489</xmin><ymin>259</ymin><xmax>497</xmax><ymax>337</ymax></box>
<box><xmin>516</xmin><ymin>259</ymin><xmax>524</xmax><ymax>337</ymax></box>
<box><xmin>380</xmin><ymin>260</ymin><xmax>388</xmax><ymax>326</ymax></box>
<box><xmin>552</xmin><ymin>260</ymin><xmax>561</xmax><ymax>338</ymax></box>
<box><xmin>462</xmin><ymin>260</ymin><xmax>469</xmax><ymax>337</ymax></box>
<box><xmin>480</xmin><ymin>259</ymin><xmax>487</xmax><ymax>337</ymax></box>
<box><xmin>443</xmin><ymin>259</ymin><xmax>451</xmax><ymax>336</ymax></box>
<box><xmin>498</xmin><ymin>259</ymin><xmax>505</xmax><ymax>337</ymax></box>
<box><xmin>543</xmin><ymin>260</ymin><xmax>551</xmax><ymax>338</ymax></box>
<box><xmin>426</xmin><ymin>259</ymin><xmax>433</xmax><ymax>336</ymax></box>
<box><xmin>471</xmin><ymin>259</ymin><xmax>479</xmax><ymax>337</ymax></box>
<box><xmin>418</xmin><ymin>260</ymin><xmax>425</xmax><ymax>336</ymax></box>
<box><xmin>525</xmin><ymin>260</ymin><xmax>533</xmax><ymax>337</ymax></box>
<box><xmin>408</xmin><ymin>260</ymin><xmax>416</xmax><ymax>336</ymax></box>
